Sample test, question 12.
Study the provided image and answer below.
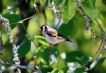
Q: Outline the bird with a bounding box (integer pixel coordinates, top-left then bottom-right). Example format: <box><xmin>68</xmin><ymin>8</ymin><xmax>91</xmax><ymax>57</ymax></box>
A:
<box><xmin>39</xmin><ymin>25</ymin><xmax>73</xmax><ymax>45</ymax></box>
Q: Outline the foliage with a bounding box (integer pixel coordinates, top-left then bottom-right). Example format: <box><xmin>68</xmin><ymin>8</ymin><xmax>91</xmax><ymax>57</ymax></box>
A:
<box><xmin>0</xmin><ymin>0</ymin><xmax>106</xmax><ymax>73</ymax></box>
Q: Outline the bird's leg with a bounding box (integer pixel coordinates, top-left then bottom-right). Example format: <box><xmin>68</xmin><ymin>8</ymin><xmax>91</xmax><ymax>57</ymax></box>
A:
<box><xmin>49</xmin><ymin>44</ymin><xmax>53</xmax><ymax>61</ymax></box>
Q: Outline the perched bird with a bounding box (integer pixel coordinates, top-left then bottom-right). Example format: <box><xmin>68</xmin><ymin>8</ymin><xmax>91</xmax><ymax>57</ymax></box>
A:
<box><xmin>40</xmin><ymin>25</ymin><xmax>73</xmax><ymax>45</ymax></box>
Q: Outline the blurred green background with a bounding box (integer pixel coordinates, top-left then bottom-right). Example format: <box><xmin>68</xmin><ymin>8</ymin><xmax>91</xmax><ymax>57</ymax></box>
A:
<box><xmin>0</xmin><ymin>0</ymin><xmax>106</xmax><ymax>73</ymax></box>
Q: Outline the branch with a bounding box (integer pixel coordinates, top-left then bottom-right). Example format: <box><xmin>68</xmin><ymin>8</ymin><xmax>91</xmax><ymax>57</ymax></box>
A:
<box><xmin>51</xmin><ymin>2</ymin><xmax>61</xmax><ymax>14</ymax></box>
<box><xmin>0</xmin><ymin>15</ymin><xmax>5</xmax><ymax>55</ymax></box>
<box><xmin>85</xmin><ymin>41</ymin><xmax>105</xmax><ymax>71</ymax></box>
<box><xmin>52</xmin><ymin>2</ymin><xmax>61</xmax><ymax>29</ymax></box>
<box><xmin>0</xmin><ymin>59</ymin><xmax>42</xmax><ymax>73</ymax></box>
<box><xmin>11</xmin><ymin>14</ymin><xmax>37</xmax><ymax>47</ymax></box>
<box><xmin>0</xmin><ymin>14</ymin><xmax>42</xmax><ymax>73</ymax></box>
<box><xmin>76</xmin><ymin>0</ymin><xmax>92</xmax><ymax>32</ymax></box>
<box><xmin>47</xmin><ymin>2</ymin><xmax>61</xmax><ymax>29</ymax></box>
<box><xmin>75</xmin><ymin>0</ymin><xmax>106</xmax><ymax>71</ymax></box>
<box><xmin>0</xmin><ymin>25</ymin><xmax>4</xmax><ymax>55</ymax></box>
<box><xmin>76</xmin><ymin>0</ymin><xmax>102</xmax><ymax>40</ymax></box>
<box><xmin>96</xmin><ymin>20</ymin><xmax>105</xmax><ymax>36</ymax></box>
<box><xmin>76</xmin><ymin>0</ymin><xmax>90</xmax><ymax>30</ymax></box>
<box><xmin>0</xmin><ymin>14</ymin><xmax>20</xmax><ymax>65</ymax></box>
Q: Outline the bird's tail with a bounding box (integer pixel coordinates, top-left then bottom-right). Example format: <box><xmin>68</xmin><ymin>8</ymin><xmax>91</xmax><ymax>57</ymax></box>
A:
<box><xmin>65</xmin><ymin>38</ymin><xmax>74</xmax><ymax>42</ymax></box>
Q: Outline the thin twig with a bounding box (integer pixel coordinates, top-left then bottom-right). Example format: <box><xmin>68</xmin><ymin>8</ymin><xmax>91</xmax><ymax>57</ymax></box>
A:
<box><xmin>55</xmin><ymin>16</ymin><xmax>61</xmax><ymax>29</ymax></box>
<box><xmin>76</xmin><ymin>0</ymin><xmax>91</xmax><ymax>32</ymax></box>
<box><xmin>52</xmin><ymin>2</ymin><xmax>61</xmax><ymax>29</ymax></box>
<box><xmin>72</xmin><ymin>40</ymin><xmax>105</xmax><ymax>70</ymax></box>
<box><xmin>96</xmin><ymin>20</ymin><xmax>105</xmax><ymax>35</ymax></box>
<box><xmin>75</xmin><ymin>1</ymin><xmax>106</xmax><ymax>70</ymax></box>
<box><xmin>47</xmin><ymin>2</ymin><xmax>61</xmax><ymax>29</ymax></box>
<box><xmin>92</xmin><ymin>40</ymin><xmax>103</xmax><ymax>58</ymax></box>
<box><xmin>84</xmin><ymin>20</ymin><xmax>105</xmax><ymax>70</ymax></box>
<box><xmin>11</xmin><ymin>14</ymin><xmax>35</xmax><ymax>24</ymax></box>
<box><xmin>86</xmin><ymin>40</ymin><xmax>105</xmax><ymax>71</ymax></box>
<box><xmin>21</xmin><ymin>24</ymin><xmax>37</xmax><ymax>47</ymax></box>
<box><xmin>11</xmin><ymin>14</ymin><xmax>37</xmax><ymax>47</ymax></box>
<box><xmin>51</xmin><ymin>2</ymin><xmax>61</xmax><ymax>14</ymax></box>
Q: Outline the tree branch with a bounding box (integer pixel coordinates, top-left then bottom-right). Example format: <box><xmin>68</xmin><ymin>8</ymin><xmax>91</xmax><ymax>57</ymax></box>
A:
<box><xmin>0</xmin><ymin>59</ymin><xmax>42</xmax><ymax>73</ymax></box>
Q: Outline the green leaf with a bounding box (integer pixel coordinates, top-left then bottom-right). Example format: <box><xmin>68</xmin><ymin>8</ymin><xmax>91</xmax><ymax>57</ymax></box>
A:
<box><xmin>51</xmin><ymin>68</ymin><xmax>59</xmax><ymax>73</ymax></box>
<box><xmin>82</xmin><ymin>1</ymin><xmax>99</xmax><ymax>20</ymax></box>
<box><xmin>62</xmin><ymin>7</ymin><xmax>70</xmax><ymax>24</ymax></box>
<box><xmin>89</xmin><ymin>0</ymin><xmax>96</xmax><ymax>6</ymax></box>
<box><xmin>31</xmin><ymin>0</ymin><xmax>35</xmax><ymax>3</ymax></box>
<box><xmin>62</xmin><ymin>0</ymin><xmax>76</xmax><ymax>24</ymax></box>
<box><xmin>34</xmin><ymin>47</ymin><xmax>59</xmax><ymax>65</ymax></box>
<box><xmin>54</xmin><ymin>0</ymin><xmax>61</xmax><ymax>6</ymax></box>
<box><xmin>17</xmin><ymin>39</ymin><xmax>31</xmax><ymax>58</ymax></box>
<box><xmin>61</xmin><ymin>0</ymin><xmax>66</xmax><ymax>6</ymax></box>
<box><xmin>34</xmin><ymin>47</ymin><xmax>48</xmax><ymax>63</ymax></box>
<box><xmin>51</xmin><ymin>68</ymin><xmax>64</xmax><ymax>73</ymax></box>
<box><xmin>96</xmin><ymin>57</ymin><xmax>105</xmax><ymax>66</ymax></box>
<box><xmin>3</xmin><ymin>13</ymin><xmax>21</xmax><ymax>29</ymax></box>
<box><xmin>74</xmin><ymin>68</ymin><xmax>85</xmax><ymax>73</ymax></box>
<box><xmin>67</xmin><ymin>67</ymin><xmax>85</xmax><ymax>73</ymax></box>
<box><xmin>34</xmin><ymin>36</ymin><xmax>50</xmax><ymax>47</ymax></box>
<box><xmin>66</xmin><ymin>51</ymin><xmax>89</xmax><ymax>64</ymax></box>
<box><xmin>58</xmin><ymin>18</ymin><xmax>77</xmax><ymax>37</ymax></box>
<box><xmin>41</xmin><ymin>68</ymin><xmax>52</xmax><ymax>73</ymax></box>
<box><xmin>50</xmin><ymin>0</ymin><xmax>53</xmax><ymax>4</ymax></box>
<box><xmin>41</xmin><ymin>48</ymin><xmax>50</xmax><ymax>65</ymax></box>
<box><xmin>68</xmin><ymin>0</ymin><xmax>76</xmax><ymax>20</ymax></box>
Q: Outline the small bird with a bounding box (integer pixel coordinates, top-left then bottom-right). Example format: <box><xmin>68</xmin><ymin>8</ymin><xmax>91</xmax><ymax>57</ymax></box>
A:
<box><xmin>40</xmin><ymin>25</ymin><xmax>73</xmax><ymax>45</ymax></box>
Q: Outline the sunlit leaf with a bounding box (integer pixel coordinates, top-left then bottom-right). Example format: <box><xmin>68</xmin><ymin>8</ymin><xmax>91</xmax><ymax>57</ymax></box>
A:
<box><xmin>51</xmin><ymin>68</ymin><xmax>59</xmax><ymax>73</ymax></box>
<box><xmin>89</xmin><ymin>0</ymin><xmax>96</xmax><ymax>6</ymax></box>
<box><xmin>62</xmin><ymin>0</ymin><xmax>76</xmax><ymax>24</ymax></box>
<box><xmin>34</xmin><ymin>47</ymin><xmax>59</xmax><ymax>65</ymax></box>
<box><xmin>82</xmin><ymin>1</ymin><xmax>99</xmax><ymax>20</ymax></box>
<box><xmin>61</xmin><ymin>0</ymin><xmax>66</xmax><ymax>6</ymax></box>
<box><xmin>51</xmin><ymin>68</ymin><xmax>64</xmax><ymax>73</ymax></box>
<box><xmin>62</xmin><ymin>7</ymin><xmax>69</xmax><ymax>23</ymax></box>
<box><xmin>34</xmin><ymin>47</ymin><xmax>53</xmax><ymax>64</ymax></box>
<box><xmin>34</xmin><ymin>36</ymin><xmax>50</xmax><ymax>47</ymax></box>
<box><xmin>31</xmin><ymin>0</ymin><xmax>35</xmax><ymax>3</ymax></box>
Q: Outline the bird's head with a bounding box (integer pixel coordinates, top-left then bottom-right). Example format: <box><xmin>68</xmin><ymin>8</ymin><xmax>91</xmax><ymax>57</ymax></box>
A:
<box><xmin>40</xmin><ymin>25</ymin><xmax>47</xmax><ymax>32</ymax></box>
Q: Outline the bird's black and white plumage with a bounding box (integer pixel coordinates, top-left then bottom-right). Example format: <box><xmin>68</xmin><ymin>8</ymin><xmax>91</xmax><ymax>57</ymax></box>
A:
<box><xmin>40</xmin><ymin>25</ymin><xmax>73</xmax><ymax>45</ymax></box>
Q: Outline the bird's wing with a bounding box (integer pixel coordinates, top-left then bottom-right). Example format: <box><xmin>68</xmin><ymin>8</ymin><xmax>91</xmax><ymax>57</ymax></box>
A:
<box><xmin>52</xmin><ymin>33</ymin><xmax>64</xmax><ymax>38</ymax></box>
<box><xmin>46</xmin><ymin>27</ymin><xmax>63</xmax><ymax>39</ymax></box>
